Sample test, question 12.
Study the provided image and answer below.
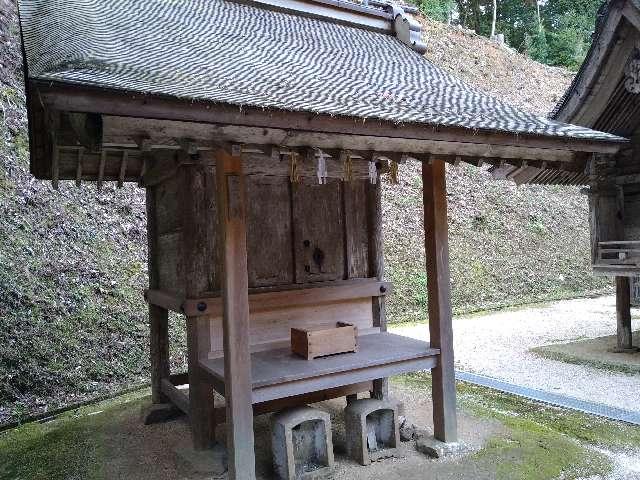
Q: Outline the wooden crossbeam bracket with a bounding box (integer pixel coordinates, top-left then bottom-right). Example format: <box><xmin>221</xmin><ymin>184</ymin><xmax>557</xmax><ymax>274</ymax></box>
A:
<box><xmin>145</xmin><ymin>279</ymin><xmax>392</xmax><ymax>318</ymax></box>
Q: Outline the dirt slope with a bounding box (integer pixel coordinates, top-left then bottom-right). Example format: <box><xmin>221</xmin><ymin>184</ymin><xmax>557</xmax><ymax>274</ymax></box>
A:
<box><xmin>0</xmin><ymin>4</ymin><xmax>608</xmax><ymax>424</ymax></box>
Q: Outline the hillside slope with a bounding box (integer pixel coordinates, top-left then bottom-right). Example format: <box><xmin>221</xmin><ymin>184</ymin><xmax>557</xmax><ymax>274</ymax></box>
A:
<box><xmin>0</xmin><ymin>4</ymin><xmax>608</xmax><ymax>424</ymax></box>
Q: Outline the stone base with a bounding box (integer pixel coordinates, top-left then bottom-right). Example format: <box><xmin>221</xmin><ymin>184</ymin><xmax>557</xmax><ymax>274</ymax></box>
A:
<box><xmin>272</xmin><ymin>406</ymin><xmax>334</xmax><ymax>480</ymax></box>
<box><xmin>398</xmin><ymin>416</ymin><xmax>431</xmax><ymax>443</ymax></box>
<box><xmin>141</xmin><ymin>403</ymin><xmax>183</xmax><ymax>425</ymax></box>
<box><xmin>344</xmin><ymin>398</ymin><xmax>400</xmax><ymax>466</ymax></box>
<box><xmin>174</xmin><ymin>443</ymin><xmax>228</xmax><ymax>476</ymax></box>
<box><xmin>415</xmin><ymin>436</ymin><xmax>469</xmax><ymax>459</ymax></box>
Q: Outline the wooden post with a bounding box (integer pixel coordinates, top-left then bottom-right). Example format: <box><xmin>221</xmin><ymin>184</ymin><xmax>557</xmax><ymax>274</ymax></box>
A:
<box><xmin>616</xmin><ymin>276</ymin><xmax>634</xmax><ymax>351</ymax></box>
<box><xmin>422</xmin><ymin>160</ymin><xmax>457</xmax><ymax>443</ymax></box>
<box><xmin>183</xmin><ymin>165</ymin><xmax>216</xmax><ymax>449</ymax></box>
<box><xmin>216</xmin><ymin>148</ymin><xmax>256</xmax><ymax>480</ymax></box>
<box><xmin>367</xmin><ymin>178</ymin><xmax>388</xmax><ymax>400</ymax></box>
<box><xmin>146</xmin><ymin>186</ymin><xmax>170</xmax><ymax>404</ymax></box>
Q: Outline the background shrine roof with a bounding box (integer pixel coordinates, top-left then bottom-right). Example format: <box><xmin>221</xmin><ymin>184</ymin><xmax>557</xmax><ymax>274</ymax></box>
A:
<box><xmin>18</xmin><ymin>0</ymin><xmax>626</xmax><ymax>143</ymax></box>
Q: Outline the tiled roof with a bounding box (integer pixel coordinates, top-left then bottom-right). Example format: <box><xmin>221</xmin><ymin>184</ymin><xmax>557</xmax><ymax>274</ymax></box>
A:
<box><xmin>19</xmin><ymin>0</ymin><xmax>626</xmax><ymax>143</ymax></box>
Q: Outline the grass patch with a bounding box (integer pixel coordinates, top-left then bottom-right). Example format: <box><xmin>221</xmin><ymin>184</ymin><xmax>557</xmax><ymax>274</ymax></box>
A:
<box><xmin>395</xmin><ymin>373</ymin><xmax>640</xmax><ymax>479</ymax></box>
<box><xmin>531</xmin><ymin>345</ymin><xmax>640</xmax><ymax>376</ymax></box>
<box><xmin>0</xmin><ymin>389</ymin><xmax>148</xmax><ymax>480</ymax></box>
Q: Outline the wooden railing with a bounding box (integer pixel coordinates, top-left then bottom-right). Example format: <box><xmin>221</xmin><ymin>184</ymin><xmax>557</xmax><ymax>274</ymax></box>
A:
<box><xmin>593</xmin><ymin>241</ymin><xmax>640</xmax><ymax>275</ymax></box>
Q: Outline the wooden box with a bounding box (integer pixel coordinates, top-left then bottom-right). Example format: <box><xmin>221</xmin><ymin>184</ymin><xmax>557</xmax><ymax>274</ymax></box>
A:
<box><xmin>291</xmin><ymin>322</ymin><xmax>358</xmax><ymax>360</ymax></box>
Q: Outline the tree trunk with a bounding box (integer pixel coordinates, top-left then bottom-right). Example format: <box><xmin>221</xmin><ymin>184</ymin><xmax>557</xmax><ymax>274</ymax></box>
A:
<box><xmin>490</xmin><ymin>0</ymin><xmax>497</xmax><ymax>38</ymax></box>
<box><xmin>471</xmin><ymin>0</ymin><xmax>481</xmax><ymax>34</ymax></box>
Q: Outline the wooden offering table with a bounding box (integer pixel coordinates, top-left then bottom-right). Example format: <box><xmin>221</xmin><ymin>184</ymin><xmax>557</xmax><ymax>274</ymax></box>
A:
<box><xmin>200</xmin><ymin>332</ymin><xmax>439</xmax><ymax>404</ymax></box>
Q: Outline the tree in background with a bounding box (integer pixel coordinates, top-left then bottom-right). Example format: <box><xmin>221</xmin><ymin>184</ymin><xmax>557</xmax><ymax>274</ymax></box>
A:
<box><xmin>411</xmin><ymin>0</ymin><xmax>606</xmax><ymax>70</ymax></box>
<box><xmin>418</xmin><ymin>0</ymin><xmax>456</xmax><ymax>23</ymax></box>
<box><xmin>542</xmin><ymin>0</ymin><xmax>605</xmax><ymax>70</ymax></box>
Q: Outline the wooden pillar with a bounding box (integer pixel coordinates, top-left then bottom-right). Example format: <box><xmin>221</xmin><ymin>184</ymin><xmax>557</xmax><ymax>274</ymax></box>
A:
<box><xmin>422</xmin><ymin>160</ymin><xmax>457</xmax><ymax>443</ymax></box>
<box><xmin>616</xmin><ymin>276</ymin><xmax>633</xmax><ymax>351</ymax></box>
<box><xmin>367</xmin><ymin>178</ymin><xmax>388</xmax><ymax>400</ymax></box>
<box><xmin>146</xmin><ymin>186</ymin><xmax>169</xmax><ymax>404</ymax></box>
<box><xmin>216</xmin><ymin>148</ymin><xmax>256</xmax><ymax>480</ymax></box>
<box><xmin>183</xmin><ymin>165</ymin><xmax>215</xmax><ymax>449</ymax></box>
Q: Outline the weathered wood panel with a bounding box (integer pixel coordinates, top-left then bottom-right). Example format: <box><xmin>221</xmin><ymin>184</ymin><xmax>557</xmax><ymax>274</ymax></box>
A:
<box><xmin>182</xmin><ymin>165</ymin><xmax>216</xmax><ymax>449</ymax></box>
<box><xmin>246</xmin><ymin>176</ymin><xmax>294</xmax><ymax>287</ymax></box>
<box><xmin>215</xmin><ymin>150</ymin><xmax>256</xmax><ymax>479</ymax></box>
<box><xmin>423</xmin><ymin>160</ymin><xmax>457</xmax><ymax>443</ymax></box>
<box><xmin>155</xmin><ymin>173</ymin><xmax>184</xmax><ymax>235</ymax></box>
<box><xmin>147</xmin><ymin>186</ymin><xmax>170</xmax><ymax>404</ymax></box>
<box><xmin>590</xmin><ymin>188</ymin><xmax>624</xmax><ymax>263</ymax></box>
<box><xmin>293</xmin><ymin>179</ymin><xmax>345</xmax><ymax>283</ymax></box>
<box><xmin>366</xmin><ymin>177</ymin><xmax>388</xmax><ymax>400</ymax></box>
<box><xmin>344</xmin><ymin>180</ymin><xmax>369</xmax><ymax>278</ymax></box>
<box><xmin>624</xmin><ymin>192</ymin><xmax>640</xmax><ymax>240</ymax></box>
<box><xmin>208</xmin><ymin>298</ymin><xmax>375</xmax><ymax>359</ymax></box>
<box><xmin>156</xmin><ymin>232</ymin><xmax>184</xmax><ymax>296</ymax></box>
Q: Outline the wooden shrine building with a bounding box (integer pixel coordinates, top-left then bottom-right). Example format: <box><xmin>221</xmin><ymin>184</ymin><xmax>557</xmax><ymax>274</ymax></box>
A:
<box><xmin>17</xmin><ymin>0</ymin><xmax>627</xmax><ymax>478</ymax></box>
<box><xmin>505</xmin><ymin>0</ymin><xmax>640</xmax><ymax>353</ymax></box>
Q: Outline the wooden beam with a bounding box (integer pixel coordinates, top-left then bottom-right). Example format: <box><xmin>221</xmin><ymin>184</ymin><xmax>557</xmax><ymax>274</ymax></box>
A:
<box><xmin>51</xmin><ymin>144</ymin><xmax>59</xmax><ymax>190</ymax></box>
<box><xmin>213</xmin><ymin>382</ymin><xmax>374</xmax><ymax>421</ymax></box>
<box><xmin>161</xmin><ymin>379</ymin><xmax>190</xmax><ymax>415</ymax></box>
<box><xmin>97</xmin><ymin>150</ymin><xmax>106</xmax><ymax>191</ymax></box>
<box><xmin>145</xmin><ymin>279</ymin><xmax>391</xmax><ymax>316</ymax></box>
<box><xmin>38</xmin><ymin>83</ymin><xmax>625</xmax><ymax>154</ymax></box>
<box><xmin>145</xmin><ymin>289</ymin><xmax>184</xmax><ymax>313</ymax></box>
<box><xmin>422</xmin><ymin>160</ymin><xmax>457</xmax><ymax>443</ymax></box>
<box><xmin>118</xmin><ymin>151</ymin><xmax>128</xmax><ymax>188</ymax></box>
<box><xmin>98</xmin><ymin>116</ymin><xmax>585</xmax><ymax>162</ymax></box>
<box><xmin>66</xmin><ymin>112</ymin><xmax>103</xmax><ymax>151</ymax></box>
<box><xmin>141</xmin><ymin>150</ymin><xmax>189</xmax><ymax>187</ymax></box>
<box><xmin>75</xmin><ymin>148</ymin><xmax>83</xmax><ymax>187</ymax></box>
<box><xmin>616</xmin><ymin>276</ymin><xmax>634</xmax><ymax>351</ymax></box>
<box><xmin>182</xmin><ymin>164</ymin><xmax>216</xmax><ymax>449</ymax></box>
<box><xmin>146</xmin><ymin>187</ymin><xmax>170</xmax><ymax>404</ymax></box>
<box><xmin>367</xmin><ymin>176</ymin><xmax>388</xmax><ymax>400</ymax></box>
<box><xmin>184</xmin><ymin>279</ymin><xmax>391</xmax><ymax>317</ymax></box>
<box><xmin>216</xmin><ymin>148</ymin><xmax>256</xmax><ymax>479</ymax></box>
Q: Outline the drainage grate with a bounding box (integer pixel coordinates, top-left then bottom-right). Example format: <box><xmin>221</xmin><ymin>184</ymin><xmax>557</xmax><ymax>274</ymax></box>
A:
<box><xmin>456</xmin><ymin>370</ymin><xmax>640</xmax><ymax>426</ymax></box>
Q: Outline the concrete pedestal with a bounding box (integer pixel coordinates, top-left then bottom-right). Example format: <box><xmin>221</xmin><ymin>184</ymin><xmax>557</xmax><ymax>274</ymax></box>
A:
<box><xmin>271</xmin><ymin>406</ymin><xmax>334</xmax><ymax>480</ymax></box>
<box><xmin>344</xmin><ymin>398</ymin><xmax>400</xmax><ymax>465</ymax></box>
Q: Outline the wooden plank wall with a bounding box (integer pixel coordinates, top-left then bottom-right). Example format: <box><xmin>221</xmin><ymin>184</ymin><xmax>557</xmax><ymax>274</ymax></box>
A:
<box><xmin>624</xmin><ymin>191</ymin><xmax>640</xmax><ymax>240</ymax></box>
<box><xmin>589</xmin><ymin>188</ymin><xmax>624</xmax><ymax>262</ymax></box>
<box><xmin>154</xmin><ymin>171</ymin><xmax>374</xmax><ymax>357</ymax></box>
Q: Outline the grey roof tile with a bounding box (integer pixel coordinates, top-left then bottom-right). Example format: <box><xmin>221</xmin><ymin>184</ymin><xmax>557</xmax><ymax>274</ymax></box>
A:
<box><xmin>18</xmin><ymin>0</ymin><xmax>626</xmax><ymax>143</ymax></box>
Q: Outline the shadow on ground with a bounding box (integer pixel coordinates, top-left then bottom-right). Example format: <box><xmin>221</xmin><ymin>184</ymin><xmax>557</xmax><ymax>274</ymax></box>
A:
<box><xmin>532</xmin><ymin>331</ymin><xmax>640</xmax><ymax>375</ymax></box>
<box><xmin>1</xmin><ymin>375</ymin><xmax>639</xmax><ymax>480</ymax></box>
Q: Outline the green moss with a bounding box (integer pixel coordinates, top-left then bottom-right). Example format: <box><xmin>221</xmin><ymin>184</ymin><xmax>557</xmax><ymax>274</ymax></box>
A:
<box><xmin>385</xmin><ymin>264</ymin><xmax>429</xmax><ymax>323</ymax></box>
<box><xmin>531</xmin><ymin>347</ymin><xmax>640</xmax><ymax>376</ymax></box>
<box><xmin>394</xmin><ymin>373</ymin><xmax>640</xmax><ymax>479</ymax></box>
<box><xmin>0</xmin><ymin>390</ymin><xmax>149</xmax><ymax>480</ymax></box>
<box><xmin>476</xmin><ymin>424</ymin><xmax>611</xmax><ymax>480</ymax></box>
<box><xmin>399</xmin><ymin>373</ymin><xmax>640</xmax><ymax>452</ymax></box>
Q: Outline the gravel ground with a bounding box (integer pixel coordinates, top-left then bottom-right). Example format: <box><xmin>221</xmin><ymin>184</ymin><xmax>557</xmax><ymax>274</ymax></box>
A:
<box><xmin>393</xmin><ymin>295</ymin><xmax>640</xmax><ymax>413</ymax></box>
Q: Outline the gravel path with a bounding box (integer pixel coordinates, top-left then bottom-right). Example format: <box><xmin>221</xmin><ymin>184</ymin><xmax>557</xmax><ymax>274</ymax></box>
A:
<box><xmin>393</xmin><ymin>295</ymin><xmax>640</xmax><ymax>413</ymax></box>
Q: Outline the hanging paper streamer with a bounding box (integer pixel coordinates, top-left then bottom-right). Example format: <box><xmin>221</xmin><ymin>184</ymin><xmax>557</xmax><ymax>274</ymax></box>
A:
<box><xmin>343</xmin><ymin>151</ymin><xmax>354</xmax><ymax>183</ymax></box>
<box><xmin>368</xmin><ymin>160</ymin><xmax>378</xmax><ymax>185</ymax></box>
<box><xmin>314</xmin><ymin>147</ymin><xmax>328</xmax><ymax>185</ymax></box>
<box><xmin>289</xmin><ymin>152</ymin><xmax>301</xmax><ymax>184</ymax></box>
<box><xmin>389</xmin><ymin>160</ymin><xmax>399</xmax><ymax>184</ymax></box>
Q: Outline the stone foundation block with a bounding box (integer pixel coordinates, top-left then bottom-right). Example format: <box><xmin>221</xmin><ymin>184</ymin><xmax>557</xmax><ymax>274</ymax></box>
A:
<box><xmin>174</xmin><ymin>443</ymin><xmax>228</xmax><ymax>476</ymax></box>
<box><xmin>415</xmin><ymin>436</ymin><xmax>469</xmax><ymax>459</ymax></box>
<box><xmin>344</xmin><ymin>398</ymin><xmax>400</xmax><ymax>465</ymax></box>
<box><xmin>271</xmin><ymin>406</ymin><xmax>334</xmax><ymax>480</ymax></box>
